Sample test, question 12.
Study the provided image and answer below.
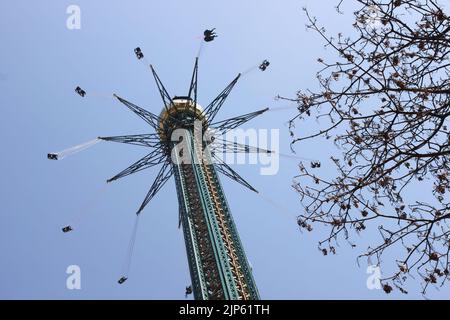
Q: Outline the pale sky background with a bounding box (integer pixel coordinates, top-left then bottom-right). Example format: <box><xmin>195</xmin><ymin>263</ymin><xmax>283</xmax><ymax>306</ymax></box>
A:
<box><xmin>0</xmin><ymin>0</ymin><xmax>448</xmax><ymax>299</ymax></box>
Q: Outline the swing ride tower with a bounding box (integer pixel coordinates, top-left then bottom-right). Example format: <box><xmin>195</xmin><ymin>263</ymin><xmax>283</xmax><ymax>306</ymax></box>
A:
<box><xmin>57</xmin><ymin>43</ymin><xmax>271</xmax><ymax>299</ymax></box>
<box><xmin>164</xmin><ymin>96</ymin><xmax>260</xmax><ymax>300</ymax></box>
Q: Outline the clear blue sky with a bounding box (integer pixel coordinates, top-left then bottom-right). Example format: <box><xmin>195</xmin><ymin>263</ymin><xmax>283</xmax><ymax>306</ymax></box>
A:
<box><xmin>0</xmin><ymin>0</ymin><xmax>448</xmax><ymax>299</ymax></box>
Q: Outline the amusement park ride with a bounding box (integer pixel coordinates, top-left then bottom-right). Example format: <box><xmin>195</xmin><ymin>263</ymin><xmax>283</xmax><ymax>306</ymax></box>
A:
<box><xmin>49</xmin><ymin>29</ymin><xmax>271</xmax><ymax>300</ymax></box>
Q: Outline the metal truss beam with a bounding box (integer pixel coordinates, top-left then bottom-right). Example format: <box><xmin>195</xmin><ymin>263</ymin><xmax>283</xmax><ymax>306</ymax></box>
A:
<box><xmin>113</xmin><ymin>94</ymin><xmax>160</xmax><ymax>130</ymax></box>
<box><xmin>211</xmin><ymin>108</ymin><xmax>268</xmax><ymax>134</ymax></box>
<box><xmin>188</xmin><ymin>58</ymin><xmax>198</xmax><ymax>105</ymax></box>
<box><xmin>99</xmin><ymin>134</ymin><xmax>162</xmax><ymax>148</ymax></box>
<box><xmin>212</xmin><ymin>155</ymin><xmax>258</xmax><ymax>193</ymax></box>
<box><xmin>150</xmin><ymin>64</ymin><xmax>174</xmax><ymax>113</ymax></box>
<box><xmin>203</xmin><ymin>74</ymin><xmax>241</xmax><ymax>123</ymax></box>
<box><xmin>137</xmin><ymin>160</ymin><xmax>173</xmax><ymax>214</ymax></box>
<box><xmin>107</xmin><ymin>147</ymin><xmax>166</xmax><ymax>183</ymax></box>
<box><xmin>210</xmin><ymin>138</ymin><xmax>273</xmax><ymax>155</ymax></box>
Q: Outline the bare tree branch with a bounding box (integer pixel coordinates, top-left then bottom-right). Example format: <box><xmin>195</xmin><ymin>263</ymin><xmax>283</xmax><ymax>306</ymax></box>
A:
<box><xmin>288</xmin><ymin>0</ymin><xmax>449</xmax><ymax>295</ymax></box>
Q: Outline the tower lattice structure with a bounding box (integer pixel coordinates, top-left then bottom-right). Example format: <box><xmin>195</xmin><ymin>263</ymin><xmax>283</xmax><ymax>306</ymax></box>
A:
<box><xmin>90</xmin><ymin>56</ymin><xmax>269</xmax><ymax>299</ymax></box>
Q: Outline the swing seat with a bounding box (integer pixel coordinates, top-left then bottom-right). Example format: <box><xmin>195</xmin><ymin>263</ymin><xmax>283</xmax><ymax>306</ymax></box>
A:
<box><xmin>62</xmin><ymin>225</ymin><xmax>73</xmax><ymax>233</ymax></box>
<box><xmin>134</xmin><ymin>47</ymin><xmax>144</xmax><ymax>59</ymax></box>
<box><xmin>203</xmin><ymin>29</ymin><xmax>217</xmax><ymax>42</ymax></box>
<box><xmin>75</xmin><ymin>86</ymin><xmax>86</xmax><ymax>97</ymax></box>
<box><xmin>185</xmin><ymin>286</ymin><xmax>192</xmax><ymax>295</ymax></box>
<box><xmin>48</xmin><ymin>153</ymin><xmax>58</xmax><ymax>160</ymax></box>
<box><xmin>259</xmin><ymin>60</ymin><xmax>270</xmax><ymax>71</ymax></box>
<box><xmin>118</xmin><ymin>276</ymin><xmax>128</xmax><ymax>284</ymax></box>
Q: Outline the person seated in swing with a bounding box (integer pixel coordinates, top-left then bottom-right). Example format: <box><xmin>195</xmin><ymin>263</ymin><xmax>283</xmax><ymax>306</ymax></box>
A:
<box><xmin>48</xmin><ymin>153</ymin><xmax>58</xmax><ymax>160</ymax></box>
<box><xmin>118</xmin><ymin>276</ymin><xmax>128</xmax><ymax>284</ymax></box>
<box><xmin>185</xmin><ymin>285</ymin><xmax>192</xmax><ymax>297</ymax></box>
<box><xmin>134</xmin><ymin>47</ymin><xmax>144</xmax><ymax>60</ymax></box>
<box><xmin>62</xmin><ymin>225</ymin><xmax>73</xmax><ymax>233</ymax></box>
<box><xmin>204</xmin><ymin>28</ymin><xmax>217</xmax><ymax>42</ymax></box>
<box><xmin>259</xmin><ymin>60</ymin><xmax>270</xmax><ymax>71</ymax></box>
<box><xmin>75</xmin><ymin>86</ymin><xmax>86</xmax><ymax>97</ymax></box>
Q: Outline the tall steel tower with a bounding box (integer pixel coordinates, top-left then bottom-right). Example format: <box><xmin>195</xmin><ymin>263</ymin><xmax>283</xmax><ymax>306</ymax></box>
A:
<box><xmin>63</xmin><ymin>48</ymin><xmax>270</xmax><ymax>299</ymax></box>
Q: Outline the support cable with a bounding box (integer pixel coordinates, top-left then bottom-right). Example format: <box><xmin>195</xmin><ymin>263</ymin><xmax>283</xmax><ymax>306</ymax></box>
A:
<box><xmin>118</xmin><ymin>213</ymin><xmax>141</xmax><ymax>284</ymax></box>
<box><xmin>267</xmin><ymin>103</ymin><xmax>299</xmax><ymax>112</ymax></box>
<box><xmin>257</xmin><ymin>191</ymin><xmax>299</xmax><ymax>222</ymax></box>
<box><xmin>61</xmin><ymin>184</ymin><xmax>108</xmax><ymax>233</ymax></box>
<box><xmin>47</xmin><ymin>138</ymin><xmax>101</xmax><ymax>161</ymax></box>
<box><xmin>196</xmin><ymin>39</ymin><xmax>204</xmax><ymax>59</ymax></box>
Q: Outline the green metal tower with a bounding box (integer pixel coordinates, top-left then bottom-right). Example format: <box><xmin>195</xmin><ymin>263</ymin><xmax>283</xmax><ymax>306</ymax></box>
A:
<box><xmin>167</xmin><ymin>97</ymin><xmax>260</xmax><ymax>299</ymax></box>
<box><xmin>65</xmin><ymin>50</ymin><xmax>270</xmax><ymax>299</ymax></box>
